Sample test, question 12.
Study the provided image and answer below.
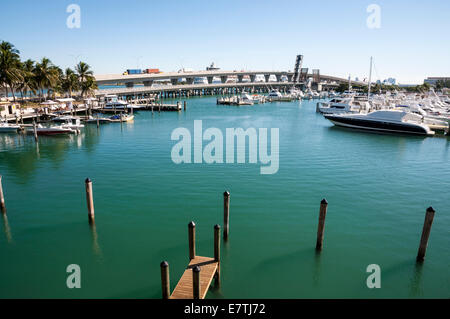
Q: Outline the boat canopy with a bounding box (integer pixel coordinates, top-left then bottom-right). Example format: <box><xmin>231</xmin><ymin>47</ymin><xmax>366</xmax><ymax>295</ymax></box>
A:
<box><xmin>40</xmin><ymin>100</ymin><xmax>58</xmax><ymax>105</ymax></box>
<box><xmin>366</xmin><ymin>110</ymin><xmax>422</xmax><ymax>122</ymax></box>
<box><xmin>56</xmin><ymin>98</ymin><xmax>75</xmax><ymax>102</ymax></box>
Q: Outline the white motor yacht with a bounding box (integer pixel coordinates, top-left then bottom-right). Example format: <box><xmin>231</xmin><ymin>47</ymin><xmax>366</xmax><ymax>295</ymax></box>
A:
<box><xmin>268</xmin><ymin>90</ymin><xmax>283</xmax><ymax>98</ymax></box>
<box><xmin>317</xmin><ymin>97</ymin><xmax>361</xmax><ymax>114</ymax></box>
<box><xmin>103</xmin><ymin>95</ymin><xmax>143</xmax><ymax>110</ymax></box>
<box><xmin>0</xmin><ymin>122</ymin><xmax>21</xmax><ymax>133</ymax></box>
<box><xmin>324</xmin><ymin>110</ymin><xmax>435</xmax><ymax>136</ymax></box>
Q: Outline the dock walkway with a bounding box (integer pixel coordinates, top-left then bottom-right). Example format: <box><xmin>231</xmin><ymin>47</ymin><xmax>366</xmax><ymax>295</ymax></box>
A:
<box><xmin>170</xmin><ymin>256</ymin><xmax>218</xmax><ymax>299</ymax></box>
<box><xmin>160</xmin><ymin>223</ymin><xmax>221</xmax><ymax>299</ymax></box>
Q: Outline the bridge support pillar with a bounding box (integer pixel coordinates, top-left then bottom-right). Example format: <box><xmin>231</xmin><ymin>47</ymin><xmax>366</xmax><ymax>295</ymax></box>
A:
<box><xmin>250</xmin><ymin>75</ymin><xmax>256</xmax><ymax>82</ymax></box>
<box><xmin>125</xmin><ymin>82</ymin><xmax>134</xmax><ymax>88</ymax></box>
<box><xmin>238</xmin><ymin>75</ymin><xmax>243</xmax><ymax>83</ymax></box>
<box><xmin>143</xmin><ymin>80</ymin><xmax>153</xmax><ymax>87</ymax></box>
<box><xmin>220</xmin><ymin>76</ymin><xmax>228</xmax><ymax>84</ymax></box>
<box><xmin>276</xmin><ymin>74</ymin><xmax>281</xmax><ymax>82</ymax></box>
<box><xmin>207</xmin><ymin>76</ymin><xmax>213</xmax><ymax>84</ymax></box>
<box><xmin>171</xmin><ymin>78</ymin><xmax>178</xmax><ymax>86</ymax></box>
<box><xmin>264</xmin><ymin>74</ymin><xmax>270</xmax><ymax>83</ymax></box>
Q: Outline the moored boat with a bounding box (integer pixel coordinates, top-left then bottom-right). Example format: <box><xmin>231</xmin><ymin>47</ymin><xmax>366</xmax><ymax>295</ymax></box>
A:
<box><xmin>324</xmin><ymin>110</ymin><xmax>435</xmax><ymax>136</ymax></box>
<box><xmin>26</xmin><ymin>124</ymin><xmax>76</xmax><ymax>135</ymax></box>
<box><xmin>0</xmin><ymin>122</ymin><xmax>21</xmax><ymax>133</ymax></box>
<box><xmin>109</xmin><ymin>114</ymin><xmax>134</xmax><ymax>122</ymax></box>
<box><xmin>84</xmin><ymin>116</ymin><xmax>113</xmax><ymax>123</ymax></box>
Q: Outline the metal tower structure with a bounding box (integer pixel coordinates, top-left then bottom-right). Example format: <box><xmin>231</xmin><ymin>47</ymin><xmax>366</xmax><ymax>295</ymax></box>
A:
<box><xmin>292</xmin><ymin>55</ymin><xmax>303</xmax><ymax>85</ymax></box>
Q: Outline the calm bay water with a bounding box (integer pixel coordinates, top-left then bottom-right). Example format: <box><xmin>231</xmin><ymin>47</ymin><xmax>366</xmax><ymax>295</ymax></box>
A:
<box><xmin>0</xmin><ymin>97</ymin><xmax>449</xmax><ymax>298</ymax></box>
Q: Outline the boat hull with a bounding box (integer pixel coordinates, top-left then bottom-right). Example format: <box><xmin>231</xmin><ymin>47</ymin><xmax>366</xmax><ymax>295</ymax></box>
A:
<box><xmin>325</xmin><ymin>115</ymin><xmax>433</xmax><ymax>136</ymax></box>
<box><xmin>26</xmin><ymin>128</ymin><xmax>74</xmax><ymax>135</ymax></box>
<box><xmin>0</xmin><ymin>127</ymin><xmax>20</xmax><ymax>132</ymax></box>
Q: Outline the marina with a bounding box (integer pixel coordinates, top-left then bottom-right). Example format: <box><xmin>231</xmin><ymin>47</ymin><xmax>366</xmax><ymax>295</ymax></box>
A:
<box><xmin>0</xmin><ymin>95</ymin><xmax>449</xmax><ymax>299</ymax></box>
<box><xmin>1</xmin><ymin>0</ymin><xmax>450</xmax><ymax>306</ymax></box>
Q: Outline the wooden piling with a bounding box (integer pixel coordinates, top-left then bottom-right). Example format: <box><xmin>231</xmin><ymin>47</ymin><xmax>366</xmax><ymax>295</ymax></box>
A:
<box><xmin>223</xmin><ymin>191</ymin><xmax>230</xmax><ymax>240</ymax></box>
<box><xmin>160</xmin><ymin>261</ymin><xmax>170</xmax><ymax>299</ymax></box>
<box><xmin>184</xmin><ymin>101</ymin><xmax>187</xmax><ymax>111</ymax></box>
<box><xmin>85</xmin><ymin>178</ymin><xmax>95</xmax><ymax>224</ymax></box>
<box><xmin>96</xmin><ymin>114</ymin><xmax>99</xmax><ymax>128</ymax></box>
<box><xmin>188</xmin><ymin>221</ymin><xmax>196</xmax><ymax>260</ymax></box>
<box><xmin>214</xmin><ymin>224</ymin><xmax>221</xmax><ymax>286</ymax></box>
<box><xmin>416</xmin><ymin>207</ymin><xmax>436</xmax><ymax>262</ymax></box>
<box><xmin>192</xmin><ymin>266</ymin><xmax>200</xmax><ymax>299</ymax></box>
<box><xmin>315</xmin><ymin>199</ymin><xmax>328</xmax><ymax>251</ymax></box>
<box><xmin>33</xmin><ymin>121</ymin><xmax>38</xmax><ymax>142</ymax></box>
<box><xmin>0</xmin><ymin>175</ymin><xmax>6</xmax><ymax>214</ymax></box>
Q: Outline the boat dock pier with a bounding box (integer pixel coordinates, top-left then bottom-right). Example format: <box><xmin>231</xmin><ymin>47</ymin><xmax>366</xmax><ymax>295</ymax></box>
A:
<box><xmin>95</xmin><ymin>102</ymin><xmax>182</xmax><ymax>113</ymax></box>
<box><xmin>4</xmin><ymin>105</ymin><xmax>95</xmax><ymax>123</ymax></box>
<box><xmin>161</xmin><ymin>222</ymin><xmax>221</xmax><ymax>299</ymax></box>
<box><xmin>4</xmin><ymin>101</ymin><xmax>183</xmax><ymax>123</ymax></box>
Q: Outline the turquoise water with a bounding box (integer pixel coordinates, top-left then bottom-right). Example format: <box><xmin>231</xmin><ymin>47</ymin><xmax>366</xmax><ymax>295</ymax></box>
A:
<box><xmin>0</xmin><ymin>97</ymin><xmax>449</xmax><ymax>298</ymax></box>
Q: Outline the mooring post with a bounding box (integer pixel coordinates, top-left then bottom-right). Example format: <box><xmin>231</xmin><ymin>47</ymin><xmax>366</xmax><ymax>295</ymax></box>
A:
<box><xmin>416</xmin><ymin>207</ymin><xmax>436</xmax><ymax>262</ymax></box>
<box><xmin>184</xmin><ymin>101</ymin><xmax>187</xmax><ymax>111</ymax></box>
<box><xmin>188</xmin><ymin>221</ymin><xmax>196</xmax><ymax>260</ymax></box>
<box><xmin>214</xmin><ymin>224</ymin><xmax>221</xmax><ymax>286</ymax></box>
<box><xmin>223</xmin><ymin>191</ymin><xmax>230</xmax><ymax>240</ymax></box>
<box><xmin>0</xmin><ymin>175</ymin><xmax>6</xmax><ymax>214</ymax></box>
<box><xmin>160</xmin><ymin>261</ymin><xmax>170</xmax><ymax>299</ymax></box>
<box><xmin>193</xmin><ymin>266</ymin><xmax>200</xmax><ymax>299</ymax></box>
<box><xmin>85</xmin><ymin>178</ymin><xmax>95</xmax><ymax>224</ymax></box>
<box><xmin>96</xmin><ymin>114</ymin><xmax>99</xmax><ymax>128</ymax></box>
<box><xmin>33</xmin><ymin>121</ymin><xmax>38</xmax><ymax>142</ymax></box>
<box><xmin>315</xmin><ymin>198</ymin><xmax>328</xmax><ymax>251</ymax></box>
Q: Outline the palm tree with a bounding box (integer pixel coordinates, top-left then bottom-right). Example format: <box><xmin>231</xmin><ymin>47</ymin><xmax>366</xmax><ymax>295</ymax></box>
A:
<box><xmin>34</xmin><ymin>57</ymin><xmax>59</xmax><ymax>101</ymax></box>
<box><xmin>0</xmin><ymin>41</ymin><xmax>23</xmax><ymax>102</ymax></box>
<box><xmin>80</xmin><ymin>76</ymin><xmax>98</xmax><ymax>98</ymax></box>
<box><xmin>17</xmin><ymin>59</ymin><xmax>37</xmax><ymax>101</ymax></box>
<box><xmin>75</xmin><ymin>61</ymin><xmax>95</xmax><ymax>98</ymax></box>
<box><xmin>61</xmin><ymin>68</ymin><xmax>79</xmax><ymax>97</ymax></box>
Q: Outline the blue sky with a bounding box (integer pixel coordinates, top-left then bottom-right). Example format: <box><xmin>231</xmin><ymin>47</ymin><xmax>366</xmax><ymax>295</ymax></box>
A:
<box><xmin>1</xmin><ymin>0</ymin><xmax>449</xmax><ymax>84</ymax></box>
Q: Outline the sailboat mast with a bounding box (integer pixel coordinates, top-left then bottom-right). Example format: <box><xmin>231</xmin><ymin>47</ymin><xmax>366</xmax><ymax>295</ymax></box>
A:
<box><xmin>368</xmin><ymin>56</ymin><xmax>373</xmax><ymax>100</ymax></box>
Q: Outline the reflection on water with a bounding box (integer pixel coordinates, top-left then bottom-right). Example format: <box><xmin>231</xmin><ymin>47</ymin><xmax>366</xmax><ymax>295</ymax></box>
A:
<box><xmin>0</xmin><ymin>128</ymin><xmax>100</xmax><ymax>181</ymax></box>
<box><xmin>313</xmin><ymin>250</ymin><xmax>322</xmax><ymax>287</ymax></box>
<box><xmin>36</xmin><ymin>140</ymin><xmax>40</xmax><ymax>159</ymax></box>
<box><xmin>409</xmin><ymin>262</ymin><xmax>424</xmax><ymax>297</ymax></box>
<box><xmin>2</xmin><ymin>214</ymin><xmax>12</xmax><ymax>244</ymax></box>
<box><xmin>89</xmin><ymin>222</ymin><xmax>103</xmax><ymax>261</ymax></box>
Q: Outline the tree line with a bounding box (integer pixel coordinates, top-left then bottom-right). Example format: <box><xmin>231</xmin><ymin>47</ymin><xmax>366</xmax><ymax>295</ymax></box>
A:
<box><xmin>0</xmin><ymin>40</ymin><xmax>97</xmax><ymax>103</ymax></box>
<box><xmin>335</xmin><ymin>82</ymin><xmax>439</xmax><ymax>94</ymax></box>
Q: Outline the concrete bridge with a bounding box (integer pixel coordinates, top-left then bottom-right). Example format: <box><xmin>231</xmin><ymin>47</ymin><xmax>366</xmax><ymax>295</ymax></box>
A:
<box><xmin>94</xmin><ymin>70</ymin><xmax>367</xmax><ymax>97</ymax></box>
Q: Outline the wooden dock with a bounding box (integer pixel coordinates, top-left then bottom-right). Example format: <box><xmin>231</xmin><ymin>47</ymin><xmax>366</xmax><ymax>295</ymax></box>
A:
<box><xmin>95</xmin><ymin>103</ymin><xmax>181</xmax><ymax>113</ymax></box>
<box><xmin>161</xmin><ymin>223</ymin><xmax>221</xmax><ymax>299</ymax></box>
<box><xmin>170</xmin><ymin>256</ymin><xmax>218</xmax><ymax>299</ymax></box>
